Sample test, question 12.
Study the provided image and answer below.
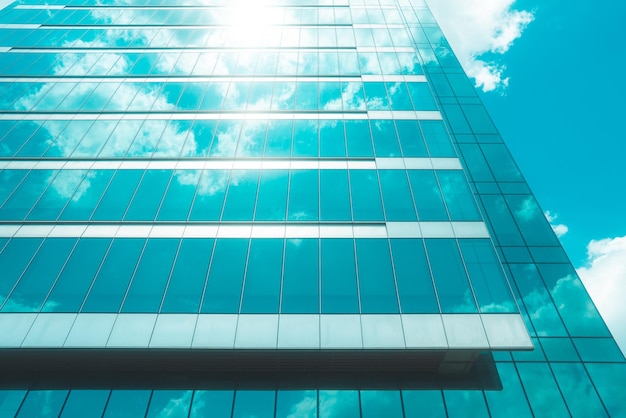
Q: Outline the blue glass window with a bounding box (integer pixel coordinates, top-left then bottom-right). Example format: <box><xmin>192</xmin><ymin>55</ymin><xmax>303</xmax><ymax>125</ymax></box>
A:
<box><xmin>320</xmin><ymin>170</ymin><xmax>351</xmax><ymax>221</ymax></box>
<box><xmin>103</xmin><ymin>390</ymin><xmax>151</xmax><ymax>418</ymax></box>
<box><xmin>356</xmin><ymin>239</ymin><xmax>398</xmax><ymax>313</ymax></box>
<box><xmin>390</xmin><ymin>239</ymin><xmax>439</xmax><ymax>313</ymax></box>
<box><xmin>2</xmin><ymin>238</ymin><xmax>75</xmax><ymax>312</ymax></box>
<box><xmin>345</xmin><ymin>120</ymin><xmax>373</xmax><ymax>157</ymax></box>
<box><xmin>0</xmin><ymin>238</ymin><xmax>42</xmax><ymax>309</ymax></box>
<box><xmin>379</xmin><ymin>170</ymin><xmax>416</xmax><ymax>221</ymax></box>
<box><xmin>60</xmin><ymin>390</ymin><xmax>109</xmax><ymax>418</ymax></box>
<box><xmin>241</xmin><ymin>238</ymin><xmax>283</xmax><ymax>313</ymax></box>
<box><xmin>276</xmin><ymin>390</ymin><xmax>317</xmax><ymax>418</ymax></box>
<box><xmin>43</xmin><ymin>238</ymin><xmax>110</xmax><ymax>312</ymax></box>
<box><xmin>59</xmin><ymin>170</ymin><xmax>115</xmax><ymax>221</ymax></box>
<box><xmin>321</xmin><ymin>239</ymin><xmax>358</xmax><ymax>313</ymax></box>
<box><xmin>395</xmin><ymin>120</ymin><xmax>428</xmax><ymax>157</ymax></box>
<box><xmin>222</xmin><ymin>170</ymin><xmax>259</xmax><ymax>221</ymax></box>
<box><xmin>420</xmin><ymin>120</ymin><xmax>454</xmax><ymax>157</ymax></box>
<box><xmin>202</xmin><ymin>239</ymin><xmax>248</xmax><ymax>313</ymax></box>
<box><xmin>292</xmin><ymin>120</ymin><xmax>318</xmax><ymax>157</ymax></box>
<box><xmin>255</xmin><ymin>170</ymin><xmax>288</xmax><ymax>221</ymax></box>
<box><xmin>319</xmin><ymin>391</ymin><xmax>359</xmax><ymax>418</ymax></box>
<box><xmin>407</xmin><ymin>171</ymin><xmax>447</xmax><ymax>221</ymax></box>
<box><xmin>402</xmin><ymin>390</ymin><xmax>446</xmax><ymax>418</ymax></box>
<box><xmin>125</xmin><ymin>170</ymin><xmax>172</xmax><ymax>221</ymax></box>
<box><xmin>319</xmin><ymin>120</ymin><xmax>346</xmax><ymax>157</ymax></box>
<box><xmin>189</xmin><ymin>170</ymin><xmax>229</xmax><ymax>221</ymax></box>
<box><xmin>425</xmin><ymin>239</ymin><xmax>477</xmax><ymax>313</ymax></box>
<box><xmin>458</xmin><ymin>239</ymin><xmax>516</xmax><ymax>312</ymax></box>
<box><xmin>232</xmin><ymin>391</ymin><xmax>275</xmax><ymax>418</ymax></box>
<box><xmin>190</xmin><ymin>391</ymin><xmax>234</xmax><ymax>418</ymax></box>
<box><xmin>161</xmin><ymin>239</ymin><xmax>213</xmax><ymax>313</ymax></box>
<box><xmin>287</xmin><ymin>170</ymin><xmax>319</xmax><ymax>221</ymax></box>
<box><xmin>146</xmin><ymin>390</ymin><xmax>192</xmax><ymax>418</ymax></box>
<box><xmin>371</xmin><ymin>120</ymin><xmax>401</xmax><ymax>157</ymax></box>
<box><xmin>443</xmin><ymin>391</ymin><xmax>489</xmax><ymax>418</ymax></box>
<box><xmin>82</xmin><ymin>239</ymin><xmax>145</xmax><ymax>313</ymax></box>
<box><xmin>16</xmin><ymin>390</ymin><xmax>68</xmax><ymax>418</ymax></box>
<box><xmin>361</xmin><ymin>391</ymin><xmax>403</xmax><ymax>418</ymax></box>
<box><xmin>122</xmin><ymin>239</ymin><xmax>179</xmax><ymax>313</ymax></box>
<box><xmin>281</xmin><ymin>238</ymin><xmax>319</xmax><ymax>314</ymax></box>
<box><xmin>350</xmin><ymin>170</ymin><xmax>384</xmax><ymax>221</ymax></box>
<box><xmin>91</xmin><ymin>170</ymin><xmax>142</xmax><ymax>221</ymax></box>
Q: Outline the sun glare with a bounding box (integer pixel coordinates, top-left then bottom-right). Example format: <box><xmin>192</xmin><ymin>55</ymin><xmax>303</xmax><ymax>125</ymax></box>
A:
<box><xmin>224</xmin><ymin>0</ymin><xmax>281</xmax><ymax>46</ymax></box>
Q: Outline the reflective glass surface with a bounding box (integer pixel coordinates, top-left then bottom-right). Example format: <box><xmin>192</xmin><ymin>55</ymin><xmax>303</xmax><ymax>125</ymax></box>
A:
<box><xmin>0</xmin><ymin>0</ymin><xmax>624</xmax><ymax>417</ymax></box>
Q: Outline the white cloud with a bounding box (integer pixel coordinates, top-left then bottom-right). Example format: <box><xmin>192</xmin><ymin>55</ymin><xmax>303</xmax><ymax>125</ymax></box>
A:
<box><xmin>544</xmin><ymin>210</ymin><xmax>569</xmax><ymax>238</ymax></box>
<box><xmin>577</xmin><ymin>236</ymin><xmax>626</xmax><ymax>354</ymax></box>
<box><xmin>427</xmin><ymin>0</ymin><xmax>534</xmax><ymax>92</ymax></box>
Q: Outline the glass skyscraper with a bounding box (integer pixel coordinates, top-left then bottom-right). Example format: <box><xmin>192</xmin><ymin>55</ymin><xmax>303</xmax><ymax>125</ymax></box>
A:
<box><xmin>0</xmin><ymin>0</ymin><xmax>624</xmax><ymax>416</ymax></box>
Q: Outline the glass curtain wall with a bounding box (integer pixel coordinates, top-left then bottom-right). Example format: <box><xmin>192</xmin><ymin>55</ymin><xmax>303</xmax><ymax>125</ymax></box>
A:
<box><xmin>0</xmin><ymin>0</ymin><xmax>624</xmax><ymax>416</ymax></box>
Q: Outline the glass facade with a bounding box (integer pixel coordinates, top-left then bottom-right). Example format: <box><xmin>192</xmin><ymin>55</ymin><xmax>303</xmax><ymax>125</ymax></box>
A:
<box><xmin>0</xmin><ymin>0</ymin><xmax>624</xmax><ymax>416</ymax></box>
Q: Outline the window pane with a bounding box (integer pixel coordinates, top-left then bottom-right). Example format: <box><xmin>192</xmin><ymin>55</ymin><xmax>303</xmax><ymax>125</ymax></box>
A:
<box><xmin>282</xmin><ymin>238</ymin><xmax>319</xmax><ymax>314</ymax></box>
<box><xmin>425</xmin><ymin>239</ymin><xmax>477</xmax><ymax>313</ymax></box>
<box><xmin>350</xmin><ymin>170</ymin><xmax>383</xmax><ymax>221</ymax></box>
<box><xmin>402</xmin><ymin>390</ymin><xmax>446</xmax><ymax>418</ymax></box>
<box><xmin>146</xmin><ymin>390</ymin><xmax>192</xmax><ymax>418</ymax></box>
<box><xmin>241</xmin><ymin>239</ymin><xmax>283</xmax><ymax>313</ymax></box>
<box><xmin>319</xmin><ymin>391</ymin><xmax>359</xmax><ymax>418</ymax></box>
<box><xmin>552</xmin><ymin>363</ymin><xmax>608</xmax><ymax>417</ymax></box>
<box><xmin>124</xmin><ymin>170</ymin><xmax>172</xmax><ymax>221</ymax></box>
<box><xmin>190</xmin><ymin>391</ymin><xmax>234</xmax><ymax>418</ymax></box>
<box><xmin>157</xmin><ymin>170</ymin><xmax>199</xmax><ymax>221</ymax></box>
<box><xmin>0</xmin><ymin>238</ymin><xmax>42</xmax><ymax>308</ymax></box>
<box><xmin>321</xmin><ymin>239</ymin><xmax>358</xmax><ymax>313</ymax></box>
<box><xmin>420</xmin><ymin>120</ymin><xmax>454</xmax><ymax>157</ymax></box>
<box><xmin>390</xmin><ymin>239</ymin><xmax>439</xmax><ymax>313</ymax></box>
<box><xmin>356</xmin><ymin>239</ymin><xmax>398</xmax><ymax>313</ymax></box>
<box><xmin>161</xmin><ymin>239</ymin><xmax>213</xmax><ymax>313</ymax></box>
<box><xmin>82</xmin><ymin>239</ymin><xmax>145</xmax><ymax>313</ymax></box>
<box><xmin>0</xmin><ymin>170</ymin><xmax>53</xmax><ymax>221</ymax></box>
<box><xmin>320</xmin><ymin>170</ymin><xmax>351</xmax><ymax>221</ymax></box>
<box><xmin>103</xmin><ymin>390</ymin><xmax>151</xmax><ymax>418</ymax></box>
<box><xmin>189</xmin><ymin>170</ymin><xmax>229</xmax><ymax>221</ymax></box>
<box><xmin>288</xmin><ymin>170</ymin><xmax>318</xmax><ymax>221</ymax></box>
<box><xmin>91</xmin><ymin>170</ymin><xmax>142</xmax><ymax>221</ymax></box>
<box><xmin>222</xmin><ymin>170</ymin><xmax>259</xmax><ymax>221</ymax></box>
<box><xmin>3</xmin><ymin>238</ymin><xmax>76</xmax><ymax>312</ymax></box>
<box><xmin>458</xmin><ymin>239</ymin><xmax>516</xmax><ymax>313</ymax></box>
<box><xmin>276</xmin><ymin>390</ymin><xmax>316</xmax><ymax>418</ymax></box>
<box><xmin>292</xmin><ymin>120</ymin><xmax>318</xmax><ymax>157</ymax></box>
<box><xmin>484</xmin><ymin>363</ymin><xmax>532</xmax><ymax>417</ymax></box>
<box><xmin>379</xmin><ymin>170</ymin><xmax>416</xmax><ymax>221</ymax></box>
<box><xmin>371</xmin><ymin>120</ymin><xmax>401</xmax><ymax>157</ymax></box>
<box><xmin>60</xmin><ymin>170</ymin><xmax>115</xmax><ymax>221</ymax></box>
<box><xmin>264</xmin><ymin>120</ymin><xmax>292</xmax><ymax>157</ymax></box>
<box><xmin>61</xmin><ymin>390</ymin><xmax>109</xmax><ymax>418</ymax></box>
<box><xmin>255</xmin><ymin>170</ymin><xmax>288</xmax><ymax>221</ymax></box>
<box><xmin>360</xmin><ymin>390</ymin><xmax>403</xmax><ymax>418</ymax></box>
<box><xmin>17</xmin><ymin>390</ymin><xmax>68</xmax><ymax>418</ymax></box>
<box><xmin>345</xmin><ymin>120</ymin><xmax>373</xmax><ymax>157</ymax></box>
<box><xmin>443</xmin><ymin>391</ymin><xmax>489</xmax><ymax>418</ymax></box>
<box><xmin>232</xmin><ymin>391</ymin><xmax>275</xmax><ymax>418</ymax></box>
<box><xmin>43</xmin><ymin>238</ymin><xmax>110</xmax><ymax>312</ymax></box>
<box><xmin>516</xmin><ymin>363</ymin><xmax>569</xmax><ymax>417</ymax></box>
<box><xmin>0</xmin><ymin>390</ymin><xmax>26</xmax><ymax>417</ymax></box>
<box><xmin>319</xmin><ymin>120</ymin><xmax>346</xmax><ymax>157</ymax></box>
<box><xmin>396</xmin><ymin>120</ymin><xmax>427</xmax><ymax>157</ymax></box>
<box><xmin>202</xmin><ymin>239</ymin><xmax>248</xmax><ymax>313</ymax></box>
<box><xmin>437</xmin><ymin>171</ymin><xmax>480</xmax><ymax>221</ymax></box>
<box><xmin>122</xmin><ymin>239</ymin><xmax>179</xmax><ymax>313</ymax></box>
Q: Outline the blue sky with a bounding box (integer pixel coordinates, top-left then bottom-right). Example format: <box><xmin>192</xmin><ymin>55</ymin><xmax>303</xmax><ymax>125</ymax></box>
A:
<box><xmin>429</xmin><ymin>0</ymin><xmax>626</xmax><ymax>351</ymax></box>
